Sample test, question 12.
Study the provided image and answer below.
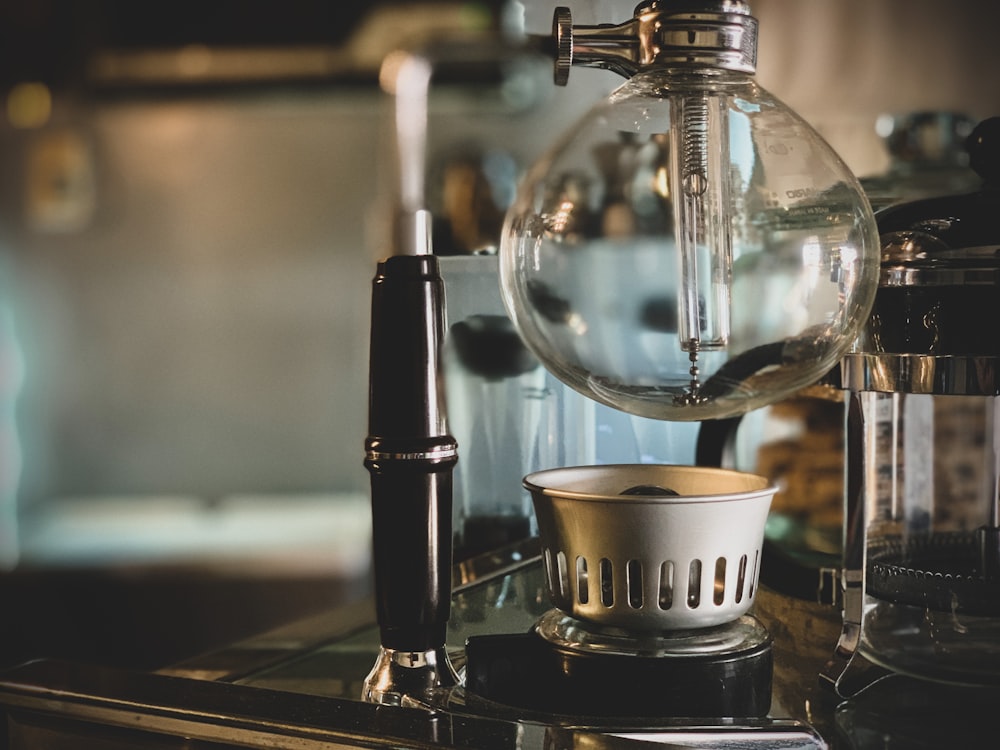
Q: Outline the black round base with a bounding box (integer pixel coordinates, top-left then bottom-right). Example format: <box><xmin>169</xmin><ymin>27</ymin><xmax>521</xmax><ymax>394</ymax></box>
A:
<box><xmin>463</xmin><ymin>618</ymin><xmax>773</xmax><ymax>718</ymax></box>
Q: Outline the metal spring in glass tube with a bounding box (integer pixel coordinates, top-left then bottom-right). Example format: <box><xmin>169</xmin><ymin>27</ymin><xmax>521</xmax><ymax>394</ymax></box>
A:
<box><xmin>682</xmin><ymin>95</ymin><xmax>710</xmax><ymax>198</ymax></box>
<box><xmin>672</xmin><ymin>92</ymin><xmax>733</xmax><ymax>405</ymax></box>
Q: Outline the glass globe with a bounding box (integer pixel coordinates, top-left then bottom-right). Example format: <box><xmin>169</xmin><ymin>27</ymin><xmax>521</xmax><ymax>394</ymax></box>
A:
<box><xmin>499</xmin><ymin>67</ymin><xmax>880</xmax><ymax>421</ymax></box>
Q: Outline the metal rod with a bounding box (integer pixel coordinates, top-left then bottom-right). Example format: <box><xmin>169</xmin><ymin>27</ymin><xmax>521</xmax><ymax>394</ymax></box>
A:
<box><xmin>379</xmin><ymin>51</ymin><xmax>433</xmax><ymax>256</ymax></box>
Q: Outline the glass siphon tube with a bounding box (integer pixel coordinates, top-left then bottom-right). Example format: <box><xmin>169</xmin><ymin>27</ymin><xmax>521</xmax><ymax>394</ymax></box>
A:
<box><xmin>669</xmin><ymin>92</ymin><xmax>733</xmax><ymax>353</ymax></box>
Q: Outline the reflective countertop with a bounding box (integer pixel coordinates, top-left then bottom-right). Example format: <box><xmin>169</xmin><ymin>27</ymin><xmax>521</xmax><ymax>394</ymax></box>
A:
<box><xmin>0</xmin><ymin>539</ymin><xmax>997</xmax><ymax>748</ymax></box>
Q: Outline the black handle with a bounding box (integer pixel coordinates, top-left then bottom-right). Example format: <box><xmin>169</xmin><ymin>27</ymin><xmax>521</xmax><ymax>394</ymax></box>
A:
<box><xmin>365</xmin><ymin>254</ymin><xmax>457</xmax><ymax>652</ymax></box>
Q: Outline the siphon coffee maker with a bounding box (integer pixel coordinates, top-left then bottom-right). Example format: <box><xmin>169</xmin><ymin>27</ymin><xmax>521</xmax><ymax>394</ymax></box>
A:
<box><xmin>463</xmin><ymin>0</ymin><xmax>880</xmax><ymax>719</ymax></box>
<box><xmin>823</xmin><ymin>117</ymin><xmax>1000</xmax><ymax>695</ymax></box>
<box><xmin>363</xmin><ymin>0</ymin><xmax>880</xmax><ymax>719</ymax></box>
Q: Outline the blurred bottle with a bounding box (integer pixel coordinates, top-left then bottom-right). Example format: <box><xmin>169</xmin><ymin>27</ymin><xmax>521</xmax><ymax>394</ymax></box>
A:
<box><xmin>441</xmin><ymin>253</ymin><xmax>550</xmax><ymax>559</ymax></box>
<box><xmin>861</xmin><ymin>111</ymin><xmax>981</xmax><ymax>210</ymax></box>
<box><xmin>427</xmin><ymin>147</ymin><xmax>536</xmax><ymax>559</ymax></box>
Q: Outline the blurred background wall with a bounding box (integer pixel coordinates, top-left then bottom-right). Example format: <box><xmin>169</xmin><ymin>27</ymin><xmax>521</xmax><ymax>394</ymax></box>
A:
<box><xmin>0</xmin><ymin>0</ymin><xmax>999</xmax><ymax>570</ymax></box>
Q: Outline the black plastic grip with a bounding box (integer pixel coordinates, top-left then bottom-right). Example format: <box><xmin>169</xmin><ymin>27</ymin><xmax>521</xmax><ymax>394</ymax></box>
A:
<box><xmin>366</xmin><ymin>458</ymin><xmax>455</xmax><ymax>650</ymax></box>
<box><xmin>364</xmin><ymin>254</ymin><xmax>457</xmax><ymax>652</ymax></box>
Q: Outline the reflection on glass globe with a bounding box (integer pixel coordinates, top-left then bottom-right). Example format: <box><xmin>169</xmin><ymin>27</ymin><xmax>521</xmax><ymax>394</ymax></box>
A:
<box><xmin>499</xmin><ymin>69</ymin><xmax>880</xmax><ymax>421</ymax></box>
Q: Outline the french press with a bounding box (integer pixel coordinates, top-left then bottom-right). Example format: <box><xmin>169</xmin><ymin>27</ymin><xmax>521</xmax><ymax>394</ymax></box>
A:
<box><xmin>824</xmin><ymin>117</ymin><xmax>1000</xmax><ymax>694</ymax></box>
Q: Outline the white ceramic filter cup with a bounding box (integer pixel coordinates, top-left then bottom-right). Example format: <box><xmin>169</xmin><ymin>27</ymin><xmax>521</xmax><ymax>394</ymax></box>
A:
<box><xmin>525</xmin><ymin>464</ymin><xmax>777</xmax><ymax>632</ymax></box>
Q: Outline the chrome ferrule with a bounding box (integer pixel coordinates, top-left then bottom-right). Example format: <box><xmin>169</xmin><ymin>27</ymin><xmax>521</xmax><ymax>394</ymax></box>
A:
<box><xmin>361</xmin><ymin>646</ymin><xmax>460</xmax><ymax>707</ymax></box>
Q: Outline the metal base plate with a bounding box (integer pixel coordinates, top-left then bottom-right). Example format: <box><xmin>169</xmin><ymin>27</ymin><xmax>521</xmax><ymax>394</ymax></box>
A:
<box><xmin>464</xmin><ymin>613</ymin><xmax>773</xmax><ymax>718</ymax></box>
